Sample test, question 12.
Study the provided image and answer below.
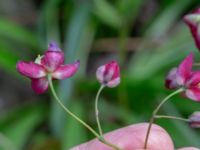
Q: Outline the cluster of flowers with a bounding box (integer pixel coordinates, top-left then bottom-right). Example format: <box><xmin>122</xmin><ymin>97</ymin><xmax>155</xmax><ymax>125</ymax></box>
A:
<box><xmin>16</xmin><ymin>8</ymin><xmax>200</xmax><ymax>137</ymax></box>
<box><xmin>165</xmin><ymin>8</ymin><xmax>200</xmax><ymax>127</ymax></box>
<box><xmin>16</xmin><ymin>42</ymin><xmax>120</xmax><ymax>94</ymax></box>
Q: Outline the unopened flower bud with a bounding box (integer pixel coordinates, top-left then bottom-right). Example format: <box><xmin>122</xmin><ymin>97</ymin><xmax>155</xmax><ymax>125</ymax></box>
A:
<box><xmin>96</xmin><ymin>61</ymin><xmax>120</xmax><ymax>88</ymax></box>
<box><xmin>184</xmin><ymin>8</ymin><xmax>200</xmax><ymax>50</ymax></box>
<box><xmin>189</xmin><ymin>111</ymin><xmax>200</xmax><ymax>128</ymax></box>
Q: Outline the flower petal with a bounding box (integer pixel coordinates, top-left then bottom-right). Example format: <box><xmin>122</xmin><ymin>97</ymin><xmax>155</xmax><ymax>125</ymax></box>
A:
<box><xmin>185</xmin><ymin>87</ymin><xmax>200</xmax><ymax>102</ymax></box>
<box><xmin>31</xmin><ymin>78</ymin><xmax>49</xmax><ymax>94</ymax></box>
<box><xmin>107</xmin><ymin>77</ymin><xmax>120</xmax><ymax>88</ymax></box>
<box><xmin>184</xmin><ymin>8</ymin><xmax>200</xmax><ymax>50</ymax></box>
<box><xmin>96</xmin><ymin>61</ymin><xmax>120</xmax><ymax>87</ymax></box>
<box><xmin>104</xmin><ymin>61</ymin><xmax>120</xmax><ymax>81</ymax></box>
<box><xmin>41</xmin><ymin>50</ymin><xmax>64</xmax><ymax>72</ymax></box>
<box><xmin>186</xmin><ymin>71</ymin><xmax>200</xmax><ymax>86</ymax></box>
<box><xmin>48</xmin><ymin>42</ymin><xmax>62</xmax><ymax>51</ymax></box>
<box><xmin>96</xmin><ymin>65</ymin><xmax>106</xmax><ymax>84</ymax></box>
<box><xmin>165</xmin><ymin>68</ymin><xmax>179</xmax><ymax>89</ymax></box>
<box><xmin>189</xmin><ymin>111</ymin><xmax>200</xmax><ymax>128</ymax></box>
<box><xmin>176</xmin><ymin>53</ymin><xmax>193</xmax><ymax>85</ymax></box>
<box><xmin>17</xmin><ymin>61</ymin><xmax>46</xmax><ymax>78</ymax></box>
<box><xmin>52</xmin><ymin>60</ymin><xmax>80</xmax><ymax>79</ymax></box>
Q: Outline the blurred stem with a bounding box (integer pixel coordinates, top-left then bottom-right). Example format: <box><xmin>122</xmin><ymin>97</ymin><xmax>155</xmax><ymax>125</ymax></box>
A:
<box><xmin>48</xmin><ymin>75</ymin><xmax>100</xmax><ymax>138</ymax></box>
<box><xmin>118</xmin><ymin>27</ymin><xmax>128</xmax><ymax>65</ymax></box>
<box><xmin>48</xmin><ymin>75</ymin><xmax>122</xmax><ymax>150</ymax></box>
<box><xmin>155</xmin><ymin>115</ymin><xmax>189</xmax><ymax>122</ymax></box>
<box><xmin>118</xmin><ymin>28</ymin><xmax>129</xmax><ymax>110</ymax></box>
<box><xmin>95</xmin><ymin>85</ymin><xmax>105</xmax><ymax>136</ymax></box>
<box><xmin>144</xmin><ymin>88</ymin><xmax>185</xmax><ymax>149</ymax></box>
<box><xmin>193</xmin><ymin>63</ymin><xmax>200</xmax><ymax>66</ymax></box>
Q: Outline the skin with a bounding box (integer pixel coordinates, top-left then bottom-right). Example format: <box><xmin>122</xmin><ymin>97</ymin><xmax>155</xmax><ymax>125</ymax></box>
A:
<box><xmin>71</xmin><ymin>123</ymin><xmax>200</xmax><ymax>150</ymax></box>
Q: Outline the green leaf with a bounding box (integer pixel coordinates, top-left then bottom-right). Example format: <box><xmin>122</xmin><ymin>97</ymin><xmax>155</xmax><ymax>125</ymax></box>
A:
<box><xmin>0</xmin><ymin>19</ymin><xmax>38</xmax><ymax>48</ymax></box>
<box><xmin>50</xmin><ymin>2</ymin><xmax>95</xmax><ymax>139</ymax></box>
<box><xmin>128</xmin><ymin>26</ymin><xmax>195</xmax><ymax>80</ymax></box>
<box><xmin>93</xmin><ymin>0</ymin><xmax>123</xmax><ymax>28</ymax></box>
<box><xmin>116</xmin><ymin>0</ymin><xmax>144</xmax><ymax>23</ymax></box>
<box><xmin>37</xmin><ymin>0</ymin><xmax>61</xmax><ymax>46</ymax></box>
<box><xmin>145</xmin><ymin>0</ymin><xmax>192</xmax><ymax>38</ymax></box>
<box><xmin>1</xmin><ymin>104</ymin><xmax>46</xmax><ymax>149</ymax></box>
<box><xmin>0</xmin><ymin>42</ymin><xmax>18</xmax><ymax>74</ymax></box>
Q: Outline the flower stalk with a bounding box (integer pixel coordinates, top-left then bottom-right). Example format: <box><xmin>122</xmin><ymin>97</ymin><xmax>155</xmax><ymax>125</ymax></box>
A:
<box><xmin>155</xmin><ymin>115</ymin><xmax>190</xmax><ymax>122</ymax></box>
<box><xmin>48</xmin><ymin>75</ymin><xmax>122</xmax><ymax>150</ymax></box>
<box><xmin>144</xmin><ymin>88</ymin><xmax>185</xmax><ymax>149</ymax></box>
<box><xmin>95</xmin><ymin>85</ymin><xmax>105</xmax><ymax>136</ymax></box>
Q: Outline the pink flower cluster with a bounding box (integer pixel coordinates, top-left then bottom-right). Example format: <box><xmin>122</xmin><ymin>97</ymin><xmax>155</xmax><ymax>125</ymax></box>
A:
<box><xmin>165</xmin><ymin>8</ymin><xmax>200</xmax><ymax>102</ymax></box>
<box><xmin>165</xmin><ymin>53</ymin><xmax>200</xmax><ymax>101</ymax></box>
<box><xmin>17</xmin><ymin>42</ymin><xmax>120</xmax><ymax>94</ymax></box>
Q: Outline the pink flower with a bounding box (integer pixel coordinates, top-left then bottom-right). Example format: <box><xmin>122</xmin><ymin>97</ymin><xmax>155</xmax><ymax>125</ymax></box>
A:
<box><xmin>184</xmin><ymin>8</ymin><xmax>200</xmax><ymax>50</ymax></box>
<box><xmin>165</xmin><ymin>53</ymin><xmax>200</xmax><ymax>102</ymax></box>
<box><xmin>17</xmin><ymin>42</ymin><xmax>80</xmax><ymax>94</ymax></box>
<box><xmin>96</xmin><ymin>61</ymin><xmax>120</xmax><ymax>88</ymax></box>
<box><xmin>189</xmin><ymin>111</ymin><xmax>200</xmax><ymax>128</ymax></box>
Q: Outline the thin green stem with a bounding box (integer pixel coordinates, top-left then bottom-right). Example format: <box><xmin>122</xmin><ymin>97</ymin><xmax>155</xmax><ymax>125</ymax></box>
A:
<box><xmin>144</xmin><ymin>88</ymin><xmax>185</xmax><ymax>149</ymax></box>
<box><xmin>99</xmin><ymin>138</ymin><xmax>123</xmax><ymax>150</ymax></box>
<box><xmin>47</xmin><ymin>75</ymin><xmax>100</xmax><ymax>138</ymax></box>
<box><xmin>48</xmin><ymin>75</ymin><xmax>122</xmax><ymax>150</ymax></box>
<box><xmin>155</xmin><ymin>115</ymin><xmax>189</xmax><ymax>122</ymax></box>
<box><xmin>95</xmin><ymin>85</ymin><xmax>105</xmax><ymax>136</ymax></box>
<box><xmin>193</xmin><ymin>63</ymin><xmax>200</xmax><ymax>66</ymax></box>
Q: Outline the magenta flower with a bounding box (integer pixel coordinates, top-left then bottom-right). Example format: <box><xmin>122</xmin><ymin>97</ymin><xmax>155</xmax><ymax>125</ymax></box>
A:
<box><xmin>189</xmin><ymin>111</ymin><xmax>200</xmax><ymax>128</ymax></box>
<box><xmin>184</xmin><ymin>8</ymin><xmax>200</xmax><ymax>50</ymax></box>
<box><xmin>165</xmin><ymin>53</ymin><xmax>200</xmax><ymax>102</ymax></box>
<box><xmin>17</xmin><ymin>42</ymin><xmax>80</xmax><ymax>94</ymax></box>
<box><xmin>96</xmin><ymin>61</ymin><xmax>120</xmax><ymax>88</ymax></box>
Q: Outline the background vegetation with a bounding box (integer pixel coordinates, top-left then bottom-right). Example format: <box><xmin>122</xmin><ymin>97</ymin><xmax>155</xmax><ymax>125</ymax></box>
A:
<box><xmin>0</xmin><ymin>0</ymin><xmax>200</xmax><ymax>149</ymax></box>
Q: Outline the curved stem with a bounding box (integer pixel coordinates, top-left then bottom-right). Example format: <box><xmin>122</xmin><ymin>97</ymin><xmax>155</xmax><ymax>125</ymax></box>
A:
<box><xmin>48</xmin><ymin>75</ymin><xmax>100</xmax><ymax>138</ymax></box>
<box><xmin>48</xmin><ymin>75</ymin><xmax>123</xmax><ymax>150</ymax></box>
<box><xmin>143</xmin><ymin>88</ymin><xmax>185</xmax><ymax>149</ymax></box>
<box><xmin>95</xmin><ymin>85</ymin><xmax>105</xmax><ymax>136</ymax></box>
<box><xmin>155</xmin><ymin>115</ymin><xmax>189</xmax><ymax>122</ymax></box>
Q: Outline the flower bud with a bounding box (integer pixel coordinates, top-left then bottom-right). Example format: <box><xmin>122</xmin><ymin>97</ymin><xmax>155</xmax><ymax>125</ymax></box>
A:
<box><xmin>96</xmin><ymin>61</ymin><xmax>120</xmax><ymax>88</ymax></box>
<box><xmin>184</xmin><ymin>8</ymin><xmax>200</xmax><ymax>50</ymax></box>
<box><xmin>189</xmin><ymin>111</ymin><xmax>200</xmax><ymax>128</ymax></box>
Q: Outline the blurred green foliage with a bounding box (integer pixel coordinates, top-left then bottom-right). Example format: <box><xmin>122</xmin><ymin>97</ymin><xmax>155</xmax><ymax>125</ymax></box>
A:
<box><xmin>0</xmin><ymin>0</ymin><xmax>200</xmax><ymax>149</ymax></box>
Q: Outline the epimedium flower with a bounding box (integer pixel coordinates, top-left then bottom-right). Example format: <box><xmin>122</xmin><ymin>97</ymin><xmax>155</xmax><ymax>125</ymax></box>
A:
<box><xmin>184</xmin><ymin>8</ymin><xmax>200</xmax><ymax>50</ymax></box>
<box><xmin>17</xmin><ymin>42</ymin><xmax>80</xmax><ymax>94</ymax></box>
<box><xmin>96</xmin><ymin>60</ymin><xmax>120</xmax><ymax>88</ymax></box>
<box><xmin>165</xmin><ymin>53</ymin><xmax>200</xmax><ymax>102</ymax></box>
<box><xmin>189</xmin><ymin>111</ymin><xmax>200</xmax><ymax>128</ymax></box>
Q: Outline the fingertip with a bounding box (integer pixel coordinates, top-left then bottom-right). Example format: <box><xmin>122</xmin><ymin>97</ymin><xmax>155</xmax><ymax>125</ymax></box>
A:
<box><xmin>70</xmin><ymin>123</ymin><xmax>174</xmax><ymax>150</ymax></box>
